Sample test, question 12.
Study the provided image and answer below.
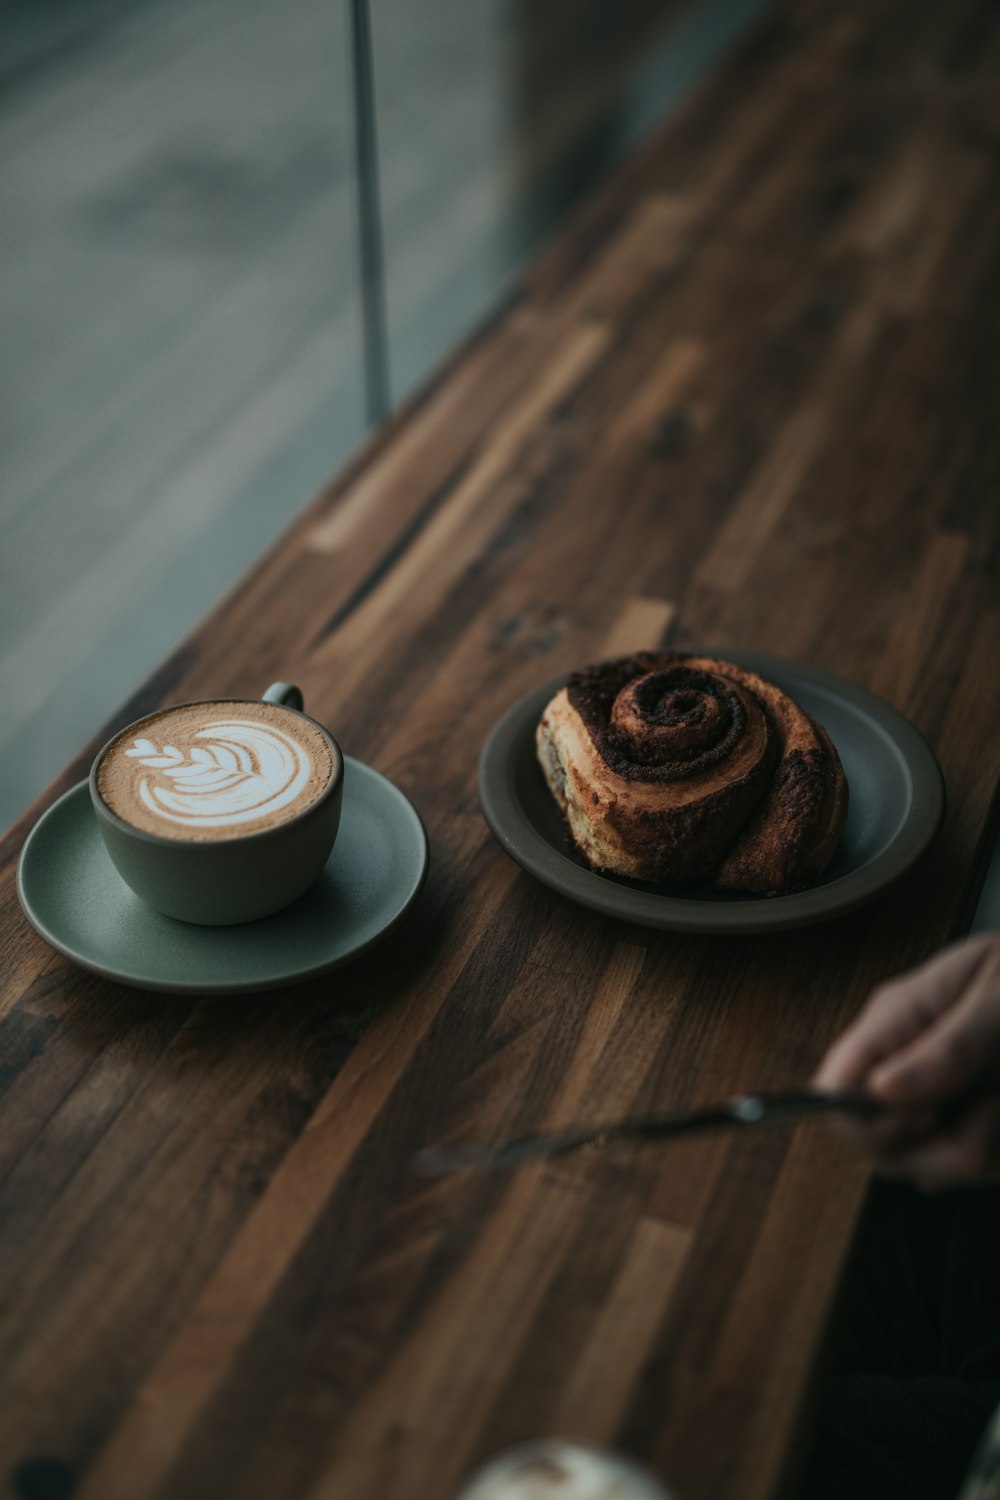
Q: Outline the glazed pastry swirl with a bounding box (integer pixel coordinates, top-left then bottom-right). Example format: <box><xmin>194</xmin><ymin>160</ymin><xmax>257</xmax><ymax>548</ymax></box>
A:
<box><xmin>536</xmin><ymin>653</ymin><xmax>849</xmax><ymax>893</ymax></box>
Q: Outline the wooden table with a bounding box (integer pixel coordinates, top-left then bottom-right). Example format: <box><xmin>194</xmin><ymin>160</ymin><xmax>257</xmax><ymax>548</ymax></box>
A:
<box><xmin>3</xmin><ymin>2</ymin><xmax>999</xmax><ymax>1497</ymax></box>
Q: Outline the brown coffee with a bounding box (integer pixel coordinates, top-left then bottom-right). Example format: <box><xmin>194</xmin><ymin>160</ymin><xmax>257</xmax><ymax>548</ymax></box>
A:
<box><xmin>96</xmin><ymin>699</ymin><xmax>337</xmax><ymax>841</ymax></box>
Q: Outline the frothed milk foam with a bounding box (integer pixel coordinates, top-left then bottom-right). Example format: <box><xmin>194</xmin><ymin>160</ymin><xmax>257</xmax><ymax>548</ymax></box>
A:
<box><xmin>97</xmin><ymin>700</ymin><xmax>336</xmax><ymax>841</ymax></box>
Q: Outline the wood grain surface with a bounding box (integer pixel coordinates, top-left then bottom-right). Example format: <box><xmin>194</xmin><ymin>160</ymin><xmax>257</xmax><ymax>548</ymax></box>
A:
<box><xmin>3</xmin><ymin>1</ymin><xmax>1000</xmax><ymax>1497</ymax></box>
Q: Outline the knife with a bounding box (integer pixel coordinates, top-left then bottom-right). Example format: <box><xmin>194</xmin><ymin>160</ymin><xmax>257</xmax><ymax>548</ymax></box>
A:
<box><xmin>414</xmin><ymin>1087</ymin><xmax>887</xmax><ymax>1175</ymax></box>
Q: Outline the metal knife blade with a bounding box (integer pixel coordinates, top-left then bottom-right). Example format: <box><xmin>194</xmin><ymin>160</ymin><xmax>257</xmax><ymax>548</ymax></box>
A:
<box><xmin>414</xmin><ymin>1087</ymin><xmax>885</xmax><ymax>1175</ymax></box>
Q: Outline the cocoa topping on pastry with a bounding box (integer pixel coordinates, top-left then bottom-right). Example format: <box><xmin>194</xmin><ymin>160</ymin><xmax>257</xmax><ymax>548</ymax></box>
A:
<box><xmin>536</xmin><ymin>652</ymin><xmax>848</xmax><ymax>895</ymax></box>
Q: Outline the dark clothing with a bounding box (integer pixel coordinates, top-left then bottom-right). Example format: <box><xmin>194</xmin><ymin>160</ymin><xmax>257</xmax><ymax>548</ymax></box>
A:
<box><xmin>798</xmin><ymin>1181</ymin><xmax>1000</xmax><ymax>1500</ymax></box>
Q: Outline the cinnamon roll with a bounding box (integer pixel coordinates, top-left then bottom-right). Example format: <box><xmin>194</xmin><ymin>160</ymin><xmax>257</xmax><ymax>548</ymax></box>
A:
<box><xmin>536</xmin><ymin>653</ymin><xmax>848</xmax><ymax>895</ymax></box>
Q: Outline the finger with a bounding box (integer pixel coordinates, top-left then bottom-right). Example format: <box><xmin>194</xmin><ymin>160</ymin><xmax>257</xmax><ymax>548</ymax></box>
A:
<box><xmin>869</xmin><ymin>944</ymin><xmax>1000</xmax><ymax>1106</ymax></box>
<box><xmin>815</xmin><ymin>964</ymin><xmax>959</xmax><ymax>1090</ymax></box>
<box><xmin>885</xmin><ymin>936</ymin><xmax>997</xmax><ymax>998</ymax></box>
<box><xmin>814</xmin><ymin>938</ymin><xmax>998</xmax><ymax>1091</ymax></box>
<box><xmin>815</xmin><ymin>994</ymin><xmax>927</xmax><ymax>1091</ymax></box>
<box><xmin>873</xmin><ymin>1102</ymin><xmax>1000</xmax><ymax>1189</ymax></box>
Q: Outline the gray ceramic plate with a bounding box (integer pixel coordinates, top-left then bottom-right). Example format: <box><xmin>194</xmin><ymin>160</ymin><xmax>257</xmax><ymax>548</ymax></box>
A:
<box><xmin>17</xmin><ymin>757</ymin><xmax>428</xmax><ymax>993</ymax></box>
<box><xmin>478</xmin><ymin>653</ymin><xmax>945</xmax><ymax>934</ymax></box>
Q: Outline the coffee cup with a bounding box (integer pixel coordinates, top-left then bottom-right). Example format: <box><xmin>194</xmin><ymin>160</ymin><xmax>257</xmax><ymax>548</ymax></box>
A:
<box><xmin>89</xmin><ymin>683</ymin><xmax>344</xmax><ymax>925</ymax></box>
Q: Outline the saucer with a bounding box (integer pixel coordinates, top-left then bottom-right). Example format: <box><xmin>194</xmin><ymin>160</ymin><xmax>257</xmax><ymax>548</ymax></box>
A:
<box><xmin>478</xmin><ymin>652</ymin><xmax>945</xmax><ymax>934</ymax></box>
<box><xmin>16</xmin><ymin>757</ymin><xmax>428</xmax><ymax>993</ymax></box>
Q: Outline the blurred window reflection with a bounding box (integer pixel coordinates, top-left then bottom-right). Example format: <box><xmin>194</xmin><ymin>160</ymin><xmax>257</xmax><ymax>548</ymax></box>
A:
<box><xmin>372</xmin><ymin>0</ymin><xmax>772</xmax><ymax>401</ymax></box>
<box><xmin>0</xmin><ymin>0</ymin><xmax>770</xmax><ymax>829</ymax></box>
<box><xmin>1</xmin><ymin>0</ymin><xmax>362</xmax><ymax>825</ymax></box>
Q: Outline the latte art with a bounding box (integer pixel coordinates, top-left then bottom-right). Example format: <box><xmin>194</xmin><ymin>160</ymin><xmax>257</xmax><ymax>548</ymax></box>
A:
<box><xmin>96</xmin><ymin>699</ymin><xmax>337</xmax><ymax>841</ymax></box>
<box><xmin>126</xmin><ymin>719</ymin><xmax>313</xmax><ymax>829</ymax></box>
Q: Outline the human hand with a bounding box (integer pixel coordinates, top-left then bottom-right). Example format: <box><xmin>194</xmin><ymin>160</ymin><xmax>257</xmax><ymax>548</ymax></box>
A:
<box><xmin>813</xmin><ymin>934</ymin><xmax>1000</xmax><ymax>1187</ymax></box>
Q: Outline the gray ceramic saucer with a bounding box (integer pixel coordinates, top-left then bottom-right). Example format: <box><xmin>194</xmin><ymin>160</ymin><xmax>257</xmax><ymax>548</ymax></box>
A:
<box><xmin>17</xmin><ymin>757</ymin><xmax>428</xmax><ymax>993</ymax></box>
<box><xmin>478</xmin><ymin>652</ymin><xmax>946</xmax><ymax>934</ymax></box>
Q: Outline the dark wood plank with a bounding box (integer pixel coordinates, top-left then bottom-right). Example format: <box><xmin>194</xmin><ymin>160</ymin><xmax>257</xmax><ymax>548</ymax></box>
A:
<box><xmin>3</xmin><ymin>1</ymin><xmax>1000</xmax><ymax>1497</ymax></box>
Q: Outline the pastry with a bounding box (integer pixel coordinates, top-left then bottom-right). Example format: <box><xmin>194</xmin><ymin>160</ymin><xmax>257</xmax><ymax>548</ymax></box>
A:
<box><xmin>536</xmin><ymin>652</ymin><xmax>849</xmax><ymax>894</ymax></box>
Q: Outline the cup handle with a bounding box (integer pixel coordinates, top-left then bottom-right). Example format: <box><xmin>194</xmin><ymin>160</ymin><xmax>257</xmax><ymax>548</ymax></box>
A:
<box><xmin>262</xmin><ymin>682</ymin><xmax>304</xmax><ymax>711</ymax></box>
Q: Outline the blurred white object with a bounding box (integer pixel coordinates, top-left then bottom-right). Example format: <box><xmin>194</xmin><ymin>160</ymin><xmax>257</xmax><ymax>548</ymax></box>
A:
<box><xmin>455</xmin><ymin>1440</ymin><xmax>674</xmax><ymax>1499</ymax></box>
<box><xmin>957</xmin><ymin>1397</ymin><xmax>1000</xmax><ymax>1500</ymax></box>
